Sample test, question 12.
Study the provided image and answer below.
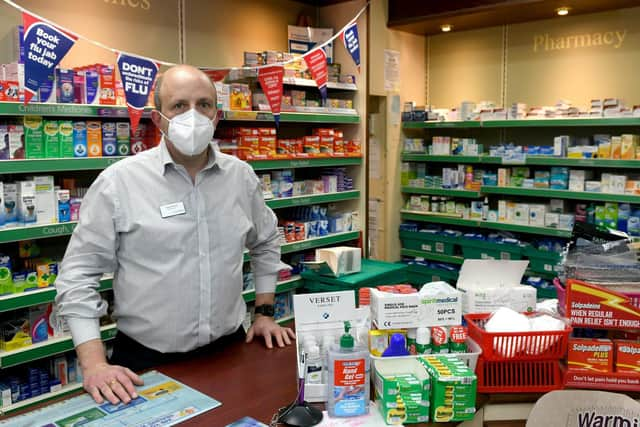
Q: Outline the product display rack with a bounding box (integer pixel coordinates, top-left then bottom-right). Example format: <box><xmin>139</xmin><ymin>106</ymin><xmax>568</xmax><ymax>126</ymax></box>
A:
<box><xmin>282</xmin><ymin>77</ymin><xmax>358</xmax><ymax>91</ymax></box>
<box><xmin>242</xmin><ymin>276</ymin><xmax>302</xmax><ymax>303</ymax></box>
<box><xmin>401</xmin><ymin>186</ymin><xmax>481</xmax><ymax>198</ymax></box>
<box><xmin>403</xmin><ymin>117</ymin><xmax>640</xmax><ymax>129</ymax></box>
<box><xmin>0</xmin><ymin>222</ymin><xmax>77</xmax><ymax>244</ymax></box>
<box><xmin>1</xmin><ymin>382</ymin><xmax>84</xmax><ymax>415</ymax></box>
<box><xmin>249</xmin><ymin>156</ymin><xmax>362</xmax><ymax>171</ymax></box>
<box><xmin>0</xmin><ymin>158</ymin><xmax>126</xmax><ymax>174</ymax></box>
<box><xmin>265</xmin><ymin>190</ymin><xmax>360</xmax><ymax>209</ymax></box>
<box><xmin>222</xmin><ymin>110</ymin><xmax>359</xmax><ymax>124</ymax></box>
<box><xmin>0</xmin><ymin>324</ymin><xmax>117</xmax><ymax>369</ymax></box>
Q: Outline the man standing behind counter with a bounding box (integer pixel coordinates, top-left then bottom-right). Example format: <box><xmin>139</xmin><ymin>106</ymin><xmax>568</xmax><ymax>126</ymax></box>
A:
<box><xmin>54</xmin><ymin>65</ymin><xmax>295</xmax><ymax>405</ymax></box>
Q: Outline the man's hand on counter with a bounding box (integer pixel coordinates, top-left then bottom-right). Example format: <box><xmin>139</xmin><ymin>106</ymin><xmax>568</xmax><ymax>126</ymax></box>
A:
<box><xmin>246</xmin><ymin>315</ymin><xmax>296</xmax><ymax>349</ymax></box>
<box><xmin>83</xmin><ymin>362</ymin><xmax>144</xmax><ymax>405</ymax></box>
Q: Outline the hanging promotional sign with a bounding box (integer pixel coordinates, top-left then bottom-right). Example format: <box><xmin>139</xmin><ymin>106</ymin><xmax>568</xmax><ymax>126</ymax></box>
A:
<box><xmin>201</xmin><ymin>69</ymin><xmax>230</xmax><ymax>83</ymax></box>
<box><xmin>257</xmin><ymin>66</ymin><xmax>284</xmax><ymax>126</ymax></box>
<box><xmin>116</xmin><ymin>53</ymin><xmax>159</xmax><ymax>133</ymax></box>
<box><xmin>340</xmin><ymin>22</ymin><xmax>361</xmax><ymax>72</ymax></box>
<box><xmin>566</xmin><ymin>279</ymin><xmax>640</xmax><ymax>329</ymax></box>
<box><xmin>304</xmin><ymin>49</ymin><xmax>328</xmax><ymax>102</ymax></box>
<box><xmin>22</xmin><ymin>12</ymin><xmax>77</xmax><ymax>104</ymax></box>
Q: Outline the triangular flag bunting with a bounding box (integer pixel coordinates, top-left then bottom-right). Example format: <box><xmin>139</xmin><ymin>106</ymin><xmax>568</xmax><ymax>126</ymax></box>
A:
<box><xmin>201</xmin><ymin>69</ymin><xmax>230</xmax><ymax>83</ymax></box>
<box><xmin>340</xmin><ymin>22</ymin><xmax>361</xmax><ymax>73</ymax></box>
<box><xmin>304</xmin><ymin>49</ymin><xmax>328</xmax><ymax>102</ymax></box>
<box><xmin>257</xmin><ymin>66</ymin><xmax>284</xmax><ymax>127</ymax></box>
<box><xmin>116</xmin><ymin>53</ymin><xmax>159</xmax><ymax>134</ymax></box>
<box><xmin>22</xmin><ymin>12</ymin><xmax>77</xmax><ymax>104</ymax></box>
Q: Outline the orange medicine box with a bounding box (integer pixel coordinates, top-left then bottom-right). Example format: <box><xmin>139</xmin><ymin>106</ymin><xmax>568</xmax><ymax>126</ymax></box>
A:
<box><xmin>614</xmin><ymin>340</ymin><xmax>640</xmax><ymax>374</ymax></box>
<box><xmin>86</xmin><ymin>121</ymin><xmax>102</xmax><ymax>157</ymax></box>
<box><xmin>567</xmin><ymin>338</ymin><xmax>613</xmax><ymax>373</ymax></box>
<box><xmin>240</xmin><ymin>136</ymin><xmax>260</xmax><ymax>157</ymax></box>
<box><xmin>258</xmin><ymin>136</ymin><xmax>276</xmax><ymax>157</ymax></box>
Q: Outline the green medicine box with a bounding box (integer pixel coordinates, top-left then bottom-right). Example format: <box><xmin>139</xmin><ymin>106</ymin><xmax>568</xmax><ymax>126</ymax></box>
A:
<box><xmin>24</xmin><ymin>115</ymin><xmax>44</xmax><ymax>159</ymax></box>
<box><xmin>44</xmin><ymin>120</ymin><xmax>60</xmax><ymax>158</ymax></box>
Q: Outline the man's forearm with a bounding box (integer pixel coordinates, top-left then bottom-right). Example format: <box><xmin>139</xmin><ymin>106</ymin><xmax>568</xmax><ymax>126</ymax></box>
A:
<box><xmin>255</xmin><ymin>292</ymin><xmax>275</xmax><ymax>307</ymax></box>
<box><xmin>76</xmin><ymin>339</ymin><xmax>109</xmax><ymax>371</ymax></box>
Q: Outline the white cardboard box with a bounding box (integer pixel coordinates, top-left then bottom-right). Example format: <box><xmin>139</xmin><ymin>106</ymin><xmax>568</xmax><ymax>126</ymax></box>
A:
<box><xmin>418</xmin><ymin>281</ymin><xmax>462</xmax><ymax>327</ymax></box>
<box><xmin>32</xmin><ymin>175</ymin><xmax>57</xmax><ymax>225</ymax></box>
<box><xmin>370</xmin><ymin>288</ymin><xmax>422</xmax><ymax>329</ymax></box>
<box><xmin>456</xmin><ymin>260</ymin><xmax>535</xmax><ymax>314</ymax></box>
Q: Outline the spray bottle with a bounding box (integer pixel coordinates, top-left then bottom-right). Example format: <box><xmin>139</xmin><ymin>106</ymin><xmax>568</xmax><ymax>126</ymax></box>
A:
<box><xmin>327</xmin><ymin>321</ymin><xmax>370</xmax><ymax>417</ymax></box>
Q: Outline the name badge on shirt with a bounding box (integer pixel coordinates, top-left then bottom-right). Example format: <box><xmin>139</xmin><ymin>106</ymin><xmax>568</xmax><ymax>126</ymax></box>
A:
<box><xmin>160</xmin><ymin>202</ymin><xmax>186</xmax><ymax>218</ymax></box>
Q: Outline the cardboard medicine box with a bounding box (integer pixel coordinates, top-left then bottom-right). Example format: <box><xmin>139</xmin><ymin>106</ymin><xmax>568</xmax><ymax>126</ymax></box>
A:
<box><xmin>374</xmin><ymin>358</ymin><xmax>430</xmax><ymax>424</ymax></box>
<box><xmin>614</xmin><ymin>340</ymin><xmax>640</xmax><ymax>374</ymax></box>
<box><xmin>370</xmin><ymin>288</ymin><xmax>422</xmax><ymax>330</ymax></box>
<box><xmin>568</xmin><ymin>338</ymin><xmax>614</xmax><ymax>373</ymax></box>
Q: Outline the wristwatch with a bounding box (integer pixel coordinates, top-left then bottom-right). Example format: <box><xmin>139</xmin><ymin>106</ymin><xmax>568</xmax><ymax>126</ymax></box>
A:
<box><xmin>254</xmin><ymin>304</ymin><xmax>275</xmax><ymax>317</ymax></box>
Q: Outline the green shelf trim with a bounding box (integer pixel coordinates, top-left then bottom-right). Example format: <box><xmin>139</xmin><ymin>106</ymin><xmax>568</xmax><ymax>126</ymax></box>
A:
<box><xmin>402</xmin><ymin>121</ymin><xmax>482</xmax><ymax>129</ymax></box>
<box><xmin>0</xmin><ymin>157</ymin><xmax>126</xmax><ymax>174</ymax></box>
<box><xmin>280</xmin><ymin>231</ymin><xmax>360</xmax><ymax>254</ymax></box>
<box><xmin>401</xmin><ymin>154</ymin><xmax>501</xmax><ymax>164</ymax></box>
<box><xmin>483</xmin><ymin>118</ymin><xmax>640</xmax><ymax>128</ymax></box>
<box><xmin>401</xmin><ymin>186</ymin><xmax>481</xmax><ymax>198</ymax></box>
<box><xmin>223</xmin><ymin>110</ymin><xmax>360</xmax><ymax>123</ymax></box>
<box><xmin>0</xmin><ymin>101</ymin><xmax>152</xmax><ymax>118</ymax></box>
<box><xmin>1</xmin><ymin>382</ymin><xmax>84</xmax><ymax>415</ymax></box>
<box><xmin>0</xmin><ymin>222</ymin><xmax>77</xmax><ymax>244</ymax></box>
<box><xmin>400</xmin><ymin>210</ymin><xmax>572</xmax><ymax>237</ymax></box>
<box><xmin>400</xmin><ymin>248</ymin><xmax>464</xmax><ymax>265</ymax></box>
<box><xmin>525</xmin><ymin>269</ymin><xmax>559</xmax><ymax>280</ymax></box>
<box><xmin>276</xmin><ymin>314</ymin><xmax>295</xmax><ymax>325</ymax></box>
<box><xmin>266</xmin><ymin>190</ymin><xmax>360</xmax><ymax>209</ymax></box>
<box><xmin>249</xmin><ymin>156</ymin><xmax>362</xmax><ymax>170</ymax></box>
<box><xmin>0</xmin><ymin>277</ymin><xmax>113</xmax><ymax>313</ymax></box>
<box><xmin>481</xmin><ymin>186</ymin><xmax>640</xmax><ymax>203</ymax></box>
<box><xmin>524</xmin><ymin>157</ymin><xmax>640</xmax><ymax>168</ymax></box>
<box><xmin>0</xmin><ymin>324</ymin><xmax>117</xmax><ymax>368</ymax></box>
<box><xmin>243</xmin><ymin>277</ymin><xmax>302</xmax><ymax>302</ymax></box>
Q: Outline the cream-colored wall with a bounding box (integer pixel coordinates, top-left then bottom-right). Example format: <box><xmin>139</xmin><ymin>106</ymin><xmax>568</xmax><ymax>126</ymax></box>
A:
<box><xmin>428</xmin><ymin>27</ymin><xmax>503</xmax><ymax>108</ymax></box>
<box><xmin>184</xmin><ymin>0</ymin><xmax>314</xmax><ymax>67</ymax></box>
<box><xmin>0</xmin><ymin>0</ymin><xmax>180</xmax><ymax>67</ymax></box>
<box><xmin>507</xmin><ymin>7</ymin><xmax>640</xmax><ymax>108</ymax></box>
<box><xmin>369</xmin><ymin>0</ymin><xmax>426</xmax><ymax>261</ymax></box>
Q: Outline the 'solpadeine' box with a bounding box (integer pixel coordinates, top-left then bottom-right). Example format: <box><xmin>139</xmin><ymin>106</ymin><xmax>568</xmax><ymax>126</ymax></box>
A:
<box><xmin>23</xmin><ymin>116</ymin><xmax>44</xmax><ymax>159</ymax></box>
<box><xmin>116</xmin><ymin>122</ymin><xmax>130</xmax><ymax>156</ymax></box>
<box><xmin>58</xmin><ymin>121</ymin><xmax>74</xmax><ymax>158</ymax></box>
<box><xmin>419</xmin><ymin>281</ymin><xmax>462</xmax><ymax>327</ymax></box>
<box><xmin>72</xmin><ymin>121</ymin><xmax>87</xmax><ymax>158</ymax></box>
<box><xmin>43</xmin><ymin>120</ymin><xmax>59</xmax><ymax>159</ymax></box>
<box><xmin>86</xmin><ymin>121</ymin><xmax>102</xmax><ymax>157</ymax></box>
<box><xmin>101</xmin><ymin>122</ymin><xmax>117</xmax><ymax>156</ymax></box>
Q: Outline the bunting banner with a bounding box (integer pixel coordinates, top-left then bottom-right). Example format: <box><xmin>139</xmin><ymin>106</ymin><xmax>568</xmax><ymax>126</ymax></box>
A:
<box><xmin>304</xmin><ymin>49</ymin><xmax>328</xmax><ymax>102</ymax></box>
<box><xmin>116</xmin><ymin>53</ymin><xmax>159</xmax><ymax>134</ymax></box>
<box><xmin>201</xmin><ymin>69</ymin><xmax>230</xmax><ymax>83</ymax></box>
<box><xmin>257</xmin><ymin>66</ymin><xmax>284</xmax><ymax>126</ymax></box>
<box><xmin>340</xmin><ymin>22</ymin><xmax>361</xmax><ymax>73</ymax></box>
<box><xmin>22</xmin><ymin>12</ymin><xmax>77</xmax><ymax>104</ymax></box>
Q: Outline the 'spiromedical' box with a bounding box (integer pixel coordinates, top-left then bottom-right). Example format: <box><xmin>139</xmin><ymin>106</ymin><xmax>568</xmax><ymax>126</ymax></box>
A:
<box><xmin>567</xmin><ymin>338</ymin><xmax>614</xmax><ymax>373</ymax></box>
<box><xmin>614</xmin><ymin>340</ymin><xmax>640</xmax><ymax>374</ymax></box>
<box><xmin>419</xmin><ymin>281</ymin><xmax>462</xmax><ymax>327</ymax></box>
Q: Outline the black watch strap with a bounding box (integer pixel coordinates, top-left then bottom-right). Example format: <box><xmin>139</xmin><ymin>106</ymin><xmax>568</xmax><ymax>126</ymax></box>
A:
<box><xmin>254</xmin><ymin>304</ymin><xmax>275</xmax><ymax>317</ymax></box>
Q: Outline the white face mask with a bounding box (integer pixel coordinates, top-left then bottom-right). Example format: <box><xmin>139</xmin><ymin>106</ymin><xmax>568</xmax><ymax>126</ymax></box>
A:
<box><xmin>159</xmin><ymin>109</ymin><xmax>215</xmax><ymax>156</ymax></box>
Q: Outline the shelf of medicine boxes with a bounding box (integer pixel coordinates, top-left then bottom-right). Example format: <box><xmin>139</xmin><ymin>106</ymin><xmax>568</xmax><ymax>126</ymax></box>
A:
<box><xmin>248</xmin><ymin>156</ymin><xmax>362</xmax><ymax>171</ymax></box>
<box><xmin>0</xmin><ymin>276</ymin><xmax>113</xmax><ymax>313</ymax></box>
<box><xmin>400</xmin><ymin>210</ymin><xmax>572</xmax><ymax>238</ymax></box>
<box><xmin>0</xmin><ymin>222</ymin><xmax>77</xmax><ymax>244</ymax></box>
<box><xmin>265</xmin><ymin>190</ymin><xmax>360</xmax><ymax>209</ymax></box>
<box><xmin>0</xmin><ymin>324</ymin><xmax>117</xmax><ymax>369</ymax></box>
<box><xmin>0</xmin><ymin>101</ymin><xmax>152</xmax><ymax>118</ymax></box>
<box><xmin>242</xmin><ymin>275</ymin><xmax>302</xmax><ymax>303</ymax></box>
<box><xmin>401</xmin><ymin>186</ymin><xmax>481</xmax><ymax>198</ymax></box>
<box><xmin>221</xmin><ymin>110</ymin><xmax>360</xmax><ymax>124</ymax></box>
<box><xmin>241</xmin><ymin>231</ymin><xmax>361</xmax><ymax>262</ymax></box>
<box><xmin>481</xmin><ymin>186</ymin><xmax>640</xmax><ymax>204</ymax></box>
<box><xmin>283</xmin><ymin>77</ymin><xmax>358</xmax><ymax>91</ymax></box>
<box><xmin>402</xmin><ymin>117</ymin><xmax>640</xmax><ymax>129</ymax></box>
<box><xmin>401</xmin><ymin>153</ymin><xmax>640</xmax><ymax>169</ymax></box>
<box><xmin>0</xmin><ymin>157</ymin><xmax>127</xmax><ymax>174</ymax></box>
<box><xmin>1</xmin><ymin>381</ymin><xmax>84</xmax><ymax>415</ymax></box>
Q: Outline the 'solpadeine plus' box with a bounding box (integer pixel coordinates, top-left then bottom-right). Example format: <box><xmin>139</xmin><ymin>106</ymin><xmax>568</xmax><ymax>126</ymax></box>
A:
<box><xmin>43</xmin><ymin>120</ymin><xmax>59</xmax><ymax>158</ymax></box>
<box><xmin>72</xmin><ymin>121</ymin><xmax>87</xmax><ymax>158</ymax></box>
<box><xmin>58</xmin><ymin>121</ymin><xmax>74</xmax><ymax>158</ymax></box>
<box><xmin>568</xmin><ymin>338</ymin><xmax>614</xmax><ymax>373</ymax></box>
<box><xmin>23</xmin><ymin>116</ymin><xmax>44</xmax><ymax>159</ymax></box>
<box><xmin>614</xmin><ymin>340</ymin><xmax>640</xmax><ymax>374</ymax></box>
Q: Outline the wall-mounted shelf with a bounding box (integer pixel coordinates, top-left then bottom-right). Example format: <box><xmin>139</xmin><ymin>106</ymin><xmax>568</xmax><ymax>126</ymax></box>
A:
<box><xmin>403</xmin><ymin>117</ymin><xmax>640</xmax><ymax>129</ymax></box>
<box><xmin>242</xmin><ymin>276</ymin><xmax>302</xmax><ymax>302</ymax></box>
<box><xmin>222</xmin><ymin>110</ymin><xmax>360</xmax><ymax>124</ymax></box>
<box><xmin>0</xmin><ymin>101</ymin><xmax>148</xmax><ymax>118</ymax></box>
<box><xmin>401</xmin><ymin>187</ymin><xmax>481</xmax><ymax>198</ymax></box>
<box><xmin>280</xmin><ymin>231</ymin><xmax>360</xmax><ymax>254</ymax></box>
<box><xmin>248</xmin><ymin>157</ymin><xmax>362</xmax><ymax>171</ymax></box>
<box><xmin>0</xmin><ymin>157</ymin><xmax>126</xmax><ymax>174</ymax></box>
<box><xmin>283</xmin><ymin>77</ymin><xmax>357</xmax><ymax>91</ymax></box>
<box><xmin>481</xmin><ymin>186</ymin><xmax>640</xmax><ymax>204</ymax></box>
<box><xmin>265</xmin><ymin>191</ymin><xmax>360</xmax><ymax>209</ymax></box>
<box><xmin>0</xmin><ymin>223</ymin><xmax>77</xmax><ymax>244</ymax></box>
<box><xmin>400</xmin><ymin>248</ymin><xmax>464</xmax><ymax>264</ymax></box>
<box><xmin>0</xmin><ymin>382</ymin><xmax>84</xmax><ymax>415</ymax></box>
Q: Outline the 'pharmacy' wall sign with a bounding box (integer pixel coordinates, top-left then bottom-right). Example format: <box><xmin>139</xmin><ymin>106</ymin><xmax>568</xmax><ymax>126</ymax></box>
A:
<box><xmin>533</xmin><ymin>29</ymin><xmax>627</xmax><ymax>52</ymax></box>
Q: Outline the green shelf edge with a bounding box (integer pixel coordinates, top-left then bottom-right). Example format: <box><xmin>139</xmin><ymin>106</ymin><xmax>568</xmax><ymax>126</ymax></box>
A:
<box><xmin>1</xmin><ymin>325</ymin><xmax>117</xmax><ymax>368</ymax></box>
<box><xmin>401</xmin><ymin>186</ymin><xmax>481</xmax><ymax>198</ymax></box>
<box><xmin>243</xmin><ymin>277</ymin><xmax>302</xmax><ymax>302</ymax></box>
<box><xmin>249</xmin><ymin>157</ymin><xmax>362</xmax><ymax>170</ymax></box>
<box><xmin>401</xmin><ymin>154</ymin><xmax>499</xmax><ymax>164</ymax></box>
<box><xmin>0</xmin><ymin>102</ymin><xmax>151</xmax><ymax>118</ymax></box>
<box><xmin>223</xmin><ymin>111</ymin><xmax>360</xmax><ymax>124</ymax></box>
<box><xmin>402</xmin><ymin>121</ymin><xmax>481</xmax><ymax>129</ymax></box>
<box><xmin>265</xmin><ymin>190</ymin><xmax>360</xmax><ymax>209</ymax></box>
<box><xmin>524</xmin><ymin>157</ymin><xmax>640</xmax><ymax>168</ymax></box>
<box><xmin>1</xmin><ymin>383</ymin><xmax>84</xmax><ymax>415</ymax></box>
<box><xmin>402</xmin><ymin>118</ymin><xmax>640</xmax><ymax>129</ymax></box>
<box><xmin>0</xmin><ymin>278</ymin><xmax>113</xmax><ymax>313</ymax></box>
<box><xmin>280</xmin><ymin>231</ymin><xmax>360</xmax><ymax>254</ymax></box>
<box><xmin>400</xmin><ymin>211</ymin><xmax>572</xmax><ymax>237</ymax></box>
<box><xmin>400</xmin><ymin>248</ymin><xmax>464</xmax><ymax>265</ymax></box>
<box><xmin>481</xmin><ymin>186</ymin><xmax>640</xmax><ymax>203</ymax></box>
<box><xmin>276</xmin><ymin>314</ymin><xmax>295</xmax><ymax>325</ymax></box>
<box><xmin>0</xmin><ymin>222</ymin><xmax>77</xmax><ymax>244</ymax></box>
<box><xmin>0</xmin><ymin>157</ymin><xmax>125</xmax><ymax>174</ymax></box>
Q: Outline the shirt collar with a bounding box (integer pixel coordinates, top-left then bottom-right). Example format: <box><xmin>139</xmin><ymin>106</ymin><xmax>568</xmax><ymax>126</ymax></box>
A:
<box><xmin>159</xmin><ymin>137</ymin><xmax>220</xmax><ymax>175</ymax></box>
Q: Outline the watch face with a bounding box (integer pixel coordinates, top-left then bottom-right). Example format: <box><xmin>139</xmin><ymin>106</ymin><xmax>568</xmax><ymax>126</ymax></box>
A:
<box><xmin>256</xmin><ymin>304</ymin><xmax>275</xmax><ymax>317</ymax></box>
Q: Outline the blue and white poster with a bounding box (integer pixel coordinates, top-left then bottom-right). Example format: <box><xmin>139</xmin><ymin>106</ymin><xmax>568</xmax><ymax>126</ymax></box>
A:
<box><xmin>22</xmin><ymin>12</ymin><xmax>77</xmax><ymax>104</ymax></box>
<box><xmin>116</xmin><ymin>53</ymin><xmax>159</xmax><ymax>133</ymax></box>
<box><xmin>340</xmin><ymin>22</ymin><xmax>360</xmax><ymax>73</ymax></box>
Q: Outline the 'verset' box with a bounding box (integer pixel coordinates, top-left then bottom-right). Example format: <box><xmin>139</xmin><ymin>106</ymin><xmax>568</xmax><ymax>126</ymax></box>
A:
<box><xmin>567</xmin><ymin>338</ymin><xmax>613</xmax><ymax>373</ymax></box>
<box><xmin>614</xmin><ymin>340</ymin><xmax>640</xmax><ymax>374</ymax></box>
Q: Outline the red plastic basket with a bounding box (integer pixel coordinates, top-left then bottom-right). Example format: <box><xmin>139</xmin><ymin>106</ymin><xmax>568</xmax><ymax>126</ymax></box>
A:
<box><xmin>476</xmin><ymin>357</ymin><xmax>564</xmax><ymax>393</ymax></box>
<box><xmin>464</xmin><ymin>313</ymin><xmax>572</xmax><ymax>361</ymax></box>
